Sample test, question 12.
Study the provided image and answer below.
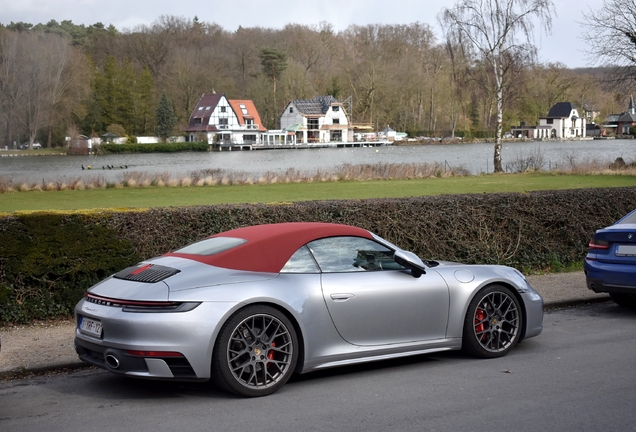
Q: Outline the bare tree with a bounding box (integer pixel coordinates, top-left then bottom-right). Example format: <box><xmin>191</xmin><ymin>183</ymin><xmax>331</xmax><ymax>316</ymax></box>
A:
<box><xmin>440</xmin><ymin>0</ymin><xmax>554</xmax><ymax>172</ymax></box>
<box><xmin>582</xmin><ymin>0</ymin><xmax>636</xmax><ymax>90</ymax></box>
<box><xmin>445</xmin><ymin>36</ymin><xmax>471</xmax><ymax>138</ymax></box>
<box><xmin>41</xmin><ymin>34</ymin><xmax>91</xmax><ymax>148</ymax></box>
<box><xmin>0</xmin><ymin>30</ymin><xmax>23</xmax><ymax>148</ymax></box>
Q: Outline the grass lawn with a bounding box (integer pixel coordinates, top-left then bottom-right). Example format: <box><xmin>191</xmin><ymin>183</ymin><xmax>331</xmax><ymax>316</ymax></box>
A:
<box><xmin>1</xmin><ymin>172</ymin><xmax>635</xmax><ymax>212</ymax></box>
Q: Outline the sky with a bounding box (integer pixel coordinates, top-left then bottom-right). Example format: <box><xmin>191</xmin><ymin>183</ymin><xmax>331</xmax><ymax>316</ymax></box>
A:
<box><xmin>1</xmin><ymin>0</ymin><xmax>598</xmax><ymax>69</ymax></box>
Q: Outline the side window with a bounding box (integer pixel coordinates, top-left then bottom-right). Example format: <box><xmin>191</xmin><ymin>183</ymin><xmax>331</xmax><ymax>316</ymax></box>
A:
<box><xmin>307</xmin><ymin>237</ymin><xmax>405</xmax><ymax>273</ymax></box>
<box><xmin>280</xmin><ymin>246</ymin><xmax>320</xmax><ymax>273</ymax></box>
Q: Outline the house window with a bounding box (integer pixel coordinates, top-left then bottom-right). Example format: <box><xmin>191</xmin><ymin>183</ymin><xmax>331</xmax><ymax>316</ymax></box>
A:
<box><xmin>240</xmin><ymin>104</ymin><xmax>248</xmax><ymax>115</ymax></box>
<box><xmin>198</xmin><ymin>107</ymin><xmax>203</xmax><ymax>110</ymax></box>
<box><xmin>205</xmin><ymin>106</ymin><xmax>211</xmax><ymax>111</ymax></box>
<box><xmin>547</xmin><ymin>119</ymin><xmax>553</xmax><ymax>124</ymax></box>
<box><xmin>308</xmin><ymin>118</ymin><xmax>319</xmax><ymax>130</ymax></box>
<box><xmin>246</xmin><ymin>119</ymin><xmax>254</xmax><ymax>125</ymax></box>
<box><xmin>332</xmin><ymin>106</ymin><xmax>340</xmax><ymax>112</ymax></box>
<box><xmin>194</xmin><ymin>118</ymin><xmax>202</xmax><ymax>125</ymax></box>
<box><xmin>333</xmin><ymin>118</ymin><xmax>340</xmax><ymax>125</ymax></box>
<box><xmin>220</xmin><ymin>106</ymin><xmax>226</xmax><ymax>113</ymax></box>
<box><xmin>219</xmin><ymin>118</ymin><xmax>228</xmax><ymax>125</ymax></box>
<box><xmin>290</xmin><ymin>107</ymin><xmax>294</xmax><ymax>113</ymax></box>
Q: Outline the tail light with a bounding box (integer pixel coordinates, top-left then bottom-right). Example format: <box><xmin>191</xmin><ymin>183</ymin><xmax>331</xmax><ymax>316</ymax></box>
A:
<box><xmin>588</xmin><ymin>237</ymin><xmax>610</xmax><ymax>250</ymax></box>
<box><xmin>86</xmin><ymin>293</ymin><xmax>200</xmax><ymax>313</ymax></box>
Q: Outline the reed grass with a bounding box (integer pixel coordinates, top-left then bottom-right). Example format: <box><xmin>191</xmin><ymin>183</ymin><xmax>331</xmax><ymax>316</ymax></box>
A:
<box><xmin>2</xmin><ymin>158</ymin><xmax>636</xmax><ymax>194</ymax></box>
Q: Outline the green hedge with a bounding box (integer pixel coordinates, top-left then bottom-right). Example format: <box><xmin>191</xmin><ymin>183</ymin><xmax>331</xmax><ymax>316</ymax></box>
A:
<box><xmin>99</xmin><ymin>141</ymin><xmax>209</xmax><ymax>153</ymax></box>
<box><xmin>1</xmin><ymin>187</ymin><xmax>635</xmax><ymax>324</ymax></box>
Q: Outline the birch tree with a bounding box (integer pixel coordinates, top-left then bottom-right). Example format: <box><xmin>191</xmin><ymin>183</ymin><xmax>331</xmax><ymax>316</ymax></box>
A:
<box><xmin>440</xmin><ymin>0</ymin><xmax>554</xmax><ymax>172</ymax></box>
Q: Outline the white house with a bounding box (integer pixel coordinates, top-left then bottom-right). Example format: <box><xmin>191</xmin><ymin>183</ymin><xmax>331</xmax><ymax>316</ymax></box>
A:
<box><xmin>185</xmin><ymin>93</ymin><xmax>266</xmax><ymax>144</ymax></box>
<box><xmin>279</xmin><ymin>96</ymin><xmax>351</xmax><ymax>144</ymax></box>
<box><xmin>379</xmin><ymin>125</ymin><xmax>397</xmax><ymax>141</ymax></box>
<box><xmin>537</xmin><ymin>102</ymin><xmax>586</xmax><ymax>138</ymax></box>
<box><xmin>511</xmin><ymin>102</ymin><xmax>586</xmax><ymax>139</ymax></box>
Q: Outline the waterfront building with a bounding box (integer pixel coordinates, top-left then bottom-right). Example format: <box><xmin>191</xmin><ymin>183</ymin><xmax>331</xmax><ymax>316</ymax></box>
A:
<box><xmin>280</xmin><ymin>96</ymin><xmax>351</xmax><ymax>144</ymax></box>
<box><xmin>511</xmin><ymin>102</ymin><xmax>586</xmax><ymax>139</ymax></box>
<box><xmin>602</xmin><ymin>95</ymin><xmax>636</xmax><ymax>135</ymax></box>
<box><xmin>185</xmin><ymin>93</ymin><xmax>266</xmax><ymax>145</ymax></box>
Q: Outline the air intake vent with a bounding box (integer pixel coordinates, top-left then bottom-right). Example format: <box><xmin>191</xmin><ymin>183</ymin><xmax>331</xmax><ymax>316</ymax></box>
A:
<box><xmin>113</xmin><ymin>264</ymin><xmax>180</xmax><ymax>283</ymax></box>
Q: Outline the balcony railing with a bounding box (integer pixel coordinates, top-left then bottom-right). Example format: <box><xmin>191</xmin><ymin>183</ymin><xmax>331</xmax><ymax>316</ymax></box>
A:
<box><xmin>214</xmin><ymin>124</ymin><xmax>260</xmax><ymax>130</ymax></box>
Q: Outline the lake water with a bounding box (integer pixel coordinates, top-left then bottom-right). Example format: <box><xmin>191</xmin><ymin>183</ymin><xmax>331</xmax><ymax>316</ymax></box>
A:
<box><xmin>1</xmin><ymin>139</ymin><xmax>635</xmax><ymax>184</ymax></box>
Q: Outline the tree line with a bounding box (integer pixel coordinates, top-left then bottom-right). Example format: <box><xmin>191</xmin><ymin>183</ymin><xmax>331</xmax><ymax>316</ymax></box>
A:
<box><xmin>0</xmin><ymin>13</ymin><xmax>629</xmax><ymax>150</ymax></box>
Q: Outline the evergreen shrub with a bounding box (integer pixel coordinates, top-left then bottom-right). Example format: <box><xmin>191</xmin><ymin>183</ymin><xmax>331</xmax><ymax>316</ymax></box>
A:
<box><xmin>100</xmin><ymin>142</ymin><xmax>209</xmax><ymax>153</ymax></box>
<box><xmin>1</xmin><ymin>187</ymin><xmax>635</xmax><ymax>324</ymax></box>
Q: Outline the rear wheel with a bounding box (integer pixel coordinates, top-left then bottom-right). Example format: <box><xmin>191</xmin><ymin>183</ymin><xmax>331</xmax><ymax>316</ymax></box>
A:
<box><xmin>212</xmin><ymin>305</ymin><xmax>298</xmax><ymax>397</ymax></box>
<box><xmin>462</xmin><ymin>285</ymin><xmax>522</xmax><ymax>358</ymax></box>
<box><xmin>609</xmin><ymin>293</ymin><xmax>636</xmax><ymax>308</ymax></box>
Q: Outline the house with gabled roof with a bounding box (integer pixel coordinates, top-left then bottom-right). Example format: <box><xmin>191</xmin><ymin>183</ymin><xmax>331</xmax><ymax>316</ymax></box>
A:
<box><xmin>280</xmin><ymin>96</ymin><xmax>351</xmax><ymax>144</ymax></box>
<box><xmin>602</xmin><ymin>95</ymin><xmax>636</xmax><ymax>135</ymax></box>
<box><xmin>185</xmin><ymin>93</ymin><xmax>266</xmax><ymax>145</ymax></box>
<box><xmin>510</xmin><ymin>102</ymin><xmax>586</xmax><ymax>139</ymax></box>
<box><xmin>537</xmin><ymin>102</ymin><xmax>586</xmax><ymax>138</ymax></box>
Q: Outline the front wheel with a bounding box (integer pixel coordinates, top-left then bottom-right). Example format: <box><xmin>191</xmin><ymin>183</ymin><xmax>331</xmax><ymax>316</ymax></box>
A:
<box><xmin>212</xmin><ymin>305</ymin><xmax>298</xmax><ymax>397</ymax></box>
<box><xmin>462</xmin><ymin>285</ymin><xmax>522</xmax><ymax>358</ymax></box>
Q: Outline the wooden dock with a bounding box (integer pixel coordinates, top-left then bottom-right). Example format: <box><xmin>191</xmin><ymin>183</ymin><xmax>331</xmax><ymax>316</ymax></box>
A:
<box><xmin>211</xmin><ymin>141</ymin><xmax>391</xmax><ymax>151</ymax></box>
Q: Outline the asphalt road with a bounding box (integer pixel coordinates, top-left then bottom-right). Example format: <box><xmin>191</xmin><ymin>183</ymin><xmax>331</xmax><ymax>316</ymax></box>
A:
<box><xmin>1</xmin><ymin>302</ymin><xmax>635</xmax><ymax>432</ymax></box>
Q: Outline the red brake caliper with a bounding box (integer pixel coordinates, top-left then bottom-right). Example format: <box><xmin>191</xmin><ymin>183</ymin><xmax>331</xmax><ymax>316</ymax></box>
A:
<box><xmin>475</xmin><ymin>309</ymin><xmax>486</xmax><ymax>340</ymax></box>
<box><xmin>267</xmin><ymin>341</ymin><xmax>276</xmax><ymax>360</ymax></box>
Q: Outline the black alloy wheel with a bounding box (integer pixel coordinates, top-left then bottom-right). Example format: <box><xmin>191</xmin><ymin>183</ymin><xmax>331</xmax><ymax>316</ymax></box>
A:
<box><xmin>212</xmin><ymin>305</ymin><xmax>298</xmax><ymax>397</ymax></box>
<box><xmin>462</xmin><ymin>285</ymin><xmax>522</xmax><ymax>358</ymax></box>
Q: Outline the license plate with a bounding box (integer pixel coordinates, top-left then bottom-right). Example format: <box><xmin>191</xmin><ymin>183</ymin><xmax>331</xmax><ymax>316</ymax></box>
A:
<box><xmin>79</xmin><ymin>316</ymin><xmax>103</xmax><ymax>337</ymax></box>
<box><xmin>616</xmin><ymin>245</ymin><xmax>636</xmax><ymax>256</ymax></box>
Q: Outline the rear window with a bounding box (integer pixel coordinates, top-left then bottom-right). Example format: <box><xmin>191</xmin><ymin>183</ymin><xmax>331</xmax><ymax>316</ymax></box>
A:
<box><xmin>174</xmin><ymin>237</ymin><xmax>246</xmax><ymax>255</ymax></box>
<box><xmin>618</xmin><ymin>211</ymin><xmax>636</xmax><ymax>225</ymax></box>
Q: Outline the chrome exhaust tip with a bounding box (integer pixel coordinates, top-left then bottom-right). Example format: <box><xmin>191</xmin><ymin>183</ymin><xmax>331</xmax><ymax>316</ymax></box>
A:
<box><xmin>105</xmin><ymin>354</ymin><xmax>120</xmax><ymax>369</ymax></box>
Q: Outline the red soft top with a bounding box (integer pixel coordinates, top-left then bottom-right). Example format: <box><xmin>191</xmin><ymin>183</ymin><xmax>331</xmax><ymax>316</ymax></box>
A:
<box><xmin>165</xmin><ymin>222</ymin><xmax>373</xmax><ymax>273</ymax></box>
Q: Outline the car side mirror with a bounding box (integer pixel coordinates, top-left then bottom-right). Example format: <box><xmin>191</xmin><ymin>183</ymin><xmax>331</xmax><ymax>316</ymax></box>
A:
<box><xmin>394</xmin><ymin>250</ymin><xmax>427</xmax><ymax>278</ymax></box>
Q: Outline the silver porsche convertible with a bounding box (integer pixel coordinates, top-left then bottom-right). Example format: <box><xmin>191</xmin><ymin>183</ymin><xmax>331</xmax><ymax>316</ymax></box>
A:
<box><xmin>75</xmin><ymin>222</ymin><xmax>543</xmax><ymax>397</ymax></box>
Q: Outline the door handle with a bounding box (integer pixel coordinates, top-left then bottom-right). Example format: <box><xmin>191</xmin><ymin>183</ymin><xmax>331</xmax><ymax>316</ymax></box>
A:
<box><xmin>330</xmin><ymin>293</ymin><xmax>355</xmax><ymax>302</ymax></box>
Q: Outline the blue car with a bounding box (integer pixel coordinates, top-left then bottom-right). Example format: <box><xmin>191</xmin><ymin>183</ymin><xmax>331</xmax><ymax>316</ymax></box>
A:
<box><xmin>585</xmin><ymin>209</ymin><xmax>636</xmax><ymax>308</ymax></box>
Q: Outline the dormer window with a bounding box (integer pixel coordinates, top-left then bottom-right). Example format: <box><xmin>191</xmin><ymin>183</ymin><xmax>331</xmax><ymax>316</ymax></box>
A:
<box><xmin>194</xmin><ymin>118</ymin><xmax>202</xmax><ymax>125</ymax></box>
<box><xmin>333</xmin><ymin>106</ymin><xmax>340</xmax><ymax>112</ymax></box>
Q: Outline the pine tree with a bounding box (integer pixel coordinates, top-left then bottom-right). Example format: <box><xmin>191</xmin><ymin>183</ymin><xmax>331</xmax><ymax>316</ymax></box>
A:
<box><xmin>155</xmin><ymin>93</ymin><xmax>177</xmax><ymax>142</ymax></box>
<box><xmin>135</xmin><ymin>67</ymin><xmax>154</xmax><ymax>135</ymax></box>
<box><xmin>259</xmin><ymin>47</ymin><xmax>287</xmax><ymax>122</ymax></box>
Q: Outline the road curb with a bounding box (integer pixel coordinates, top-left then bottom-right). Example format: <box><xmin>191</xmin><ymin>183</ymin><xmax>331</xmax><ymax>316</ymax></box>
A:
<box><xmin>0</xmin><ymin>361</ymin><xmax>90</xmax><ymax>380</ymax></box>
<box><xmin>544</xmin><ymin>296</ymin><xmax>612</xmax><ymax>310</ymax></box>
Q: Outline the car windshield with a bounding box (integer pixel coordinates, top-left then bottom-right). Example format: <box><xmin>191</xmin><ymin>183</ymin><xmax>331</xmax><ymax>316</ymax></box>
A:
<box><xmin>174</xmin><ymin>237</ymin><xmax>246</xmax><ymax>255</ymax></box>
